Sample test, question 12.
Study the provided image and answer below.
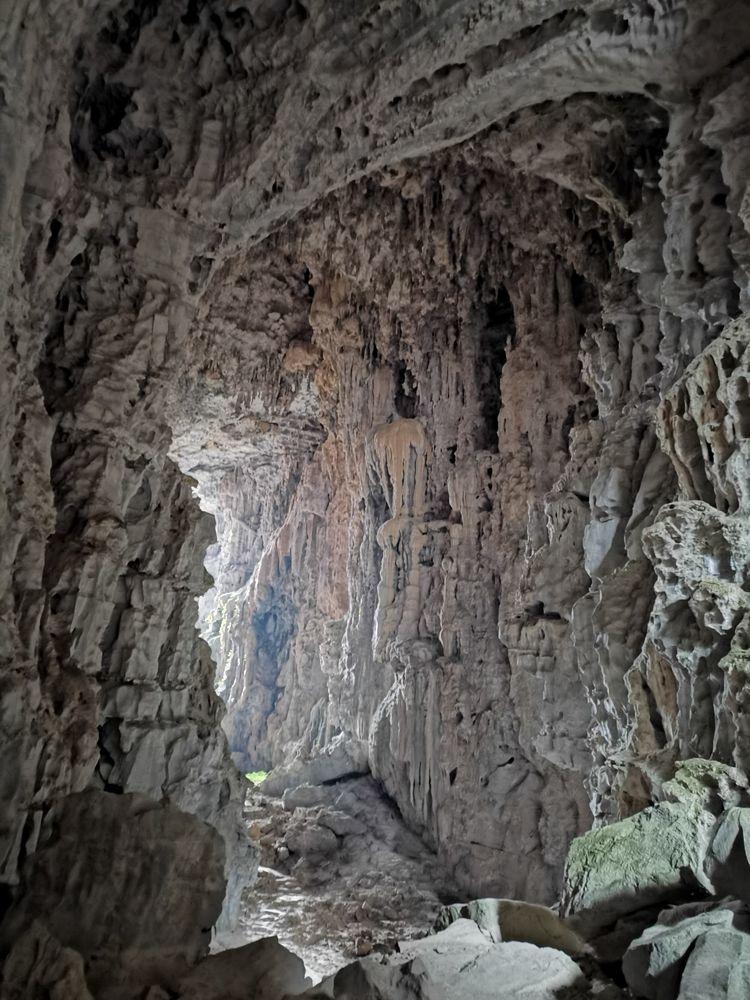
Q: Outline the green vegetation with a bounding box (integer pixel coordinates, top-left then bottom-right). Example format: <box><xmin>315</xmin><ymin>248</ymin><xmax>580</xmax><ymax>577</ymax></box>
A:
<box><xmin>245</xmin><ymin>770</ymin><xmax>268</xmax><ymax>785</ymax></box>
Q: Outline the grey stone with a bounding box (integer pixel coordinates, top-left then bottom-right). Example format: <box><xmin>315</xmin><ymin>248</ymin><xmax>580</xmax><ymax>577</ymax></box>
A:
<box><xmin>262</xmin><ymin>739</ymin><xmax>369</xmax><ymax>797</ymax></box>
<box><xmin>677</xmin><ymin>928</ymin><xmax>750</xmax><ymax>1000</ymax></box>
<box><xmin>314</xmin><ymin>809</ymin><xmax>367</xmax><ymax>839</ymax></box>
<box><xmin>623</xmin><ymin>901</ymin><xmax>750</xmax><ymax>999</ymax></box>
<box><xmin>282</xmin><ymin>785</ymin><xmax>333</xmax><ymax>811</ymax></box>
<box><xmin>561</xmin><ymin>799</ymin><xmax>715</xmax><ymax>932</ymax></box>
<box><xmin>3</xmin><ymin>0</ymin><xmax>750</xmax><ymax>992</ymax></box>
<box><xmin>435</xmin><ymin>898</ymin><xmax>589</xmax><ymax>956</ymax></box>
<box><xmin>563</xmin><ymin>762</ymin><xmax>750</xmax><ymax>937</ymax></box>
<box><xmin>286</xmin><ymin>823</ymin><xmax>340</xmax><ymax>859</ymax></box>
<box><xmin>0</xmin><ymin>791</ymin><xmax>226</xmax><ymax>998</ymax></box>
<box><xmin>174</xmin><ymin>937</ymin><xmax>310</xmax><ymax>999</ymax></box>
<box><xmin>0</xmin><ymin>921</ymin><xmax>94</xmax><ymax>1000</ymax></box>
<box><xmin>304</xmin><ymin>920</ymin><xmax>593</xmax><ymax>999</ymax></box>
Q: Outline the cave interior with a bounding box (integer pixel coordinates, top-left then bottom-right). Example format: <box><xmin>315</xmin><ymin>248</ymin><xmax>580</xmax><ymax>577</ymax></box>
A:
<box><xmin>3</xmin><ymin>0</ymin><xmax>750</xmax><ymax>998</ymax></box>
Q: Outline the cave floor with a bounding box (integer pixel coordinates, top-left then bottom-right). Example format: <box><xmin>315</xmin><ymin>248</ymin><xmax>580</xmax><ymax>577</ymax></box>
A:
<box><xmin>216</xmin><ymin>777</ymin><xmax>457</xmax><ymax>982</ymax></box>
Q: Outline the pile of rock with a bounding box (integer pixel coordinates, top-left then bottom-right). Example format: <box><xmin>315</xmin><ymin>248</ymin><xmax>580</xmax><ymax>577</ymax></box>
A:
<box><xmin>559</xmin><ymin>759</ymin><xmax>750</xmax><ymax>999</ymax></box>
<box><xmin>292</xmin><ymin>759</ymin><xmax>750</xmax><ymax>1000</ymax></box>
<box><xmin>235</xmin><ymin>770</ymin><xmax>453</xmax><ymax>977</ymax></box>
<box><xmin>6</xmin><ymin>760</ymin><xmax>750</xmax><ymax>998</ymax></box>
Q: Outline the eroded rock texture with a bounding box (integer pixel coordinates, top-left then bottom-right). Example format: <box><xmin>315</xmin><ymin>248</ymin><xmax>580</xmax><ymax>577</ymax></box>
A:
<box><xmin>0</xmin><ymin>791</ymin><xmax>227</xmax><ymax>998</ymax></box>
<box><xmin>200</xmin><ymin>4</ymin><xmax>750</xmax><ymax>904</ymax></box>
<box><xmin>2</xmin><ymin>0</ymin><xmax>750</xmax><ymax>991</ymax></box>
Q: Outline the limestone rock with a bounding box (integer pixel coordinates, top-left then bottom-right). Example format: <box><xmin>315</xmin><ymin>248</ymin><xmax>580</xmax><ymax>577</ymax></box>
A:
<box><xmin>237</xmin><ymin>777</ymin><xmax>453</xmax><ymax>980</ymax></box>
<box><xmin>0</xmin><ymin>790</ymin><xmax>226</xmax><ymax>998</ymax></box>
<box><xmin>303</xmin><ymin>920</ymin><xmax>597</xmax><ymax>1000</ymax></box>
<box><xmin>435</xmin><ymin>898</ymin><xmax>589</xmax><ymax>956</ymax></box>
<box><xmin>0</xmin><ymin>921</ymin><xmax>94</xmax><ymax>1000</ymax></box>
<box><xmin>677</xmin><ymin>927</ymin><xmax>750</xmax><ymax>1000</ymax></box>
<box><xmin>173</xmin><ymin>937</ymin><xmax>310</xmax><ymax>1000</ymax></box>
<box><xmin>623</xmin><ymin>899</ymin><xmax>750</xmax><ymax>1000</ymax></box>
<box><xmin>282</xmin><ymin>786</ymin><xmax>333</xmax><ymax>811</ymax></box>
<box><xmin>314</xmin><ymin>809</ymin><xmax>367</xmax><ymax>839</ymax></box>
<box><xmin>3</xmin><ymin>0</ymin><xmax>750</xmax><ymax>984</ymax></box>
<box><xmin>562</xmin><ymin>761</ymin><xmax>750</xmax><ymax>935</ymax></box>
<box><xmin>262</xmin><ymin>738</ymin><xmax>369</xmax><ymax>797</ymax></box>
<box><xmin>561</xmin><ymin>800</ymin><xmax>716</xmax><ymax>933</ymax></box>
<box><xmin>285</xmin><ymin>823</ymin><xmax>340</xmax><ymax>860</ymax></box>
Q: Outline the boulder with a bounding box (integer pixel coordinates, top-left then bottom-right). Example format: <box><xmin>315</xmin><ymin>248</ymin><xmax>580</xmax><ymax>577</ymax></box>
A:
<box><xmin>314</xmin><ymin>808</ymin><xmax>367</xmax><ymax>838</ymax></box>
<box><xmin>0</xmin><ymin>790</ymin><xmax>226</xmax><ymax>998</ymax></box>
<box><xmin>0</xmin><ymin>921</ymin><xmax>94</xmax><ymax>1000</ymax></box>
<box><xmin>303</xmin><ymin>919</ymin><xmax>596</xmax><ymax>999</ymax></box>
<box><xmin>623</xmin><ymin>899</ymin><xmax>750</xmax><ymax>1000</ymax></box>
<box><xmin>561</xmin><ymin>800</ymin><xmax>715</xmax><ymax>933</ymax></box>
<box><xmin>708</xmin><ymin>807</ymin><xmax>750</xmax><ymax>901</ymax></box>
<box><xmin>562</xmin><ymin>761</ymin><xmax>750</xmax><ymax>939</ymax></box>
<box><xmin>662</xmin><ymin>760</ymin><xmax>750</xmax><ymax>814</ymax></box>
<box><xmin>562</xmin><ymin>760</ymin><xmax>750</xmax><ymax>933</ymax></box>
<box><xmin>434</xmin><ymin>897</ymin><xmax>589</xmax><ymax>956</ymax></box>
<box><xmin>286</xmin><ymin>823</ymin><xmax>340</xmax><ymax>858</ymax></box>
<box><xmin>174</xmin><ymin>937</ymin><xmax>310</xmax><ymax>999</ymax></box>
<box><xmin>677</xmin><ymin>927</ymin><xmax>750</xmax><ymax>999</ymax></box>
<box><xmin>262</xmin><ymin>738</ymin><xmax>369</xmax><ymax>797</ymax></box>
<box><xmin>282</xmin><ymin>785</ymin><xmax>333</xmax><ymax>810</ymax></box>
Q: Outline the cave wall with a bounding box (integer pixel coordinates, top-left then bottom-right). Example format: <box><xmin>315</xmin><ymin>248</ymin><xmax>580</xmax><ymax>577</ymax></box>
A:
<box><xmin>203</xmin><ymin>9</ymin><xmax>750</xmax><ymax>902</ymax></box>
<box><xmin>2</xmin><ymin>0</ymin><xmax>750</xmax><ymax>981</ymax></box>
<box><xmin>0</xmin><ymin>0</ymin><xmax>264</xmax><ymax>949</ymax></box>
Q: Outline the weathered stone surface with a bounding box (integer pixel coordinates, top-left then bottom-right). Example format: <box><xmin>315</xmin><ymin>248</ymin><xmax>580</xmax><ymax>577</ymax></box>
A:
<box><xmin>303</xmin><ymin>920</ymin><xmax>598</xmax><ymax>1000</ymax></box>
<box><xmin>562</xmin><ymin>761</ymin><xmax>750</xmax><ymax>934</ymax></box>
<box><xmin>205</xmin><ymin>58</ymin><xmax>750</xmax><ymax>910</ymax></box>
<box><xmin>282</xmin><ymin>785</ymin><xmax>332</xmax><ymax>811</ymax></box>
<box><xmin>435</xmin><ymin>898</ymin><xmax>589</xmax><ymax>956</ymax></box>
<box><xmin>0</xmin><ymin>921</ymin><xmax>94</xmax><ymax>1000</ymax></box>
<box><xmin>561</xmin><ymin>800</ymin><xmax>716</xmax><ymax>931</ymax></box>
<box><xmin>173</xmin><ymin>937</ymin><xmax>310</xmax><ymax>1000</ymax></box>
<box><xmin>2</xmin><ymin>0</ymin><xmax>750</xmax><ymax>990</ymax></box>
<box><xmin>0</xmin><ymin>791</ymin><xmax>226</xmax><ymax>998</ymax></box>
<box><xmin>677</xmin><ymin>927</ymin><xmax>750</xmax><ymax>1000</ymax></box>
<box><xmin>623</xmin><ymin>899</ymin><xmax>750</xmax><ymax>1000</ymax></box>
<box><xmin>238</xmin><ymin>777</ymin><xmax>453</xmax><ymax>980</ymax></box>
<box><xmin>262</xmin><ymin>738</ymin><xmax>369</xmax><ymax>798</ymax></box>
<box><xmin>315</xmin><ymin>808</ymin><xmax>367</xmax><ymax>839</ymax></box>
<box><xmin>285</xmin><ymin>822</ymin><xmax>340</xmax><ymax>860</ymax></box>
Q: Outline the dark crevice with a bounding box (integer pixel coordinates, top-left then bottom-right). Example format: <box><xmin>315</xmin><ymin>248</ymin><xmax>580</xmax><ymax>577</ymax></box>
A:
<box><xmin>475</xmin><ymin>285</ymin><xmax>515</xmax><ymax>452</ymax></box>
<box><xmin>394</xmin><ymin>359</ymin><xmax>418</xmax><ymax>418</ymax></box>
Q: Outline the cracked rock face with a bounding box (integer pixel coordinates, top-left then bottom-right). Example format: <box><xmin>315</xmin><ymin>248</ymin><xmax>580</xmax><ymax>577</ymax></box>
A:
<box><xmin>2</xmin><ymin>0</ymin><xmax>750</xmax><ymax>993</ymax></box>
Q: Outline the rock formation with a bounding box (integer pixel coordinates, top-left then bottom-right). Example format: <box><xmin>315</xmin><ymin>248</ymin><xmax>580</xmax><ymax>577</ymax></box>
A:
<box><xmin>237</xmin><ymin>775</ymin><xmax>455</xmax><ymax>978</ymax></box>
<box><xmin>206</xmin><ymin>4</ymin><xmax>750</xmax><ymax>904</ymax></box>
<box><xmin>2</xmin><ymin>0</ymin><xmax>750</xmax><ymax>996</ymax></box>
